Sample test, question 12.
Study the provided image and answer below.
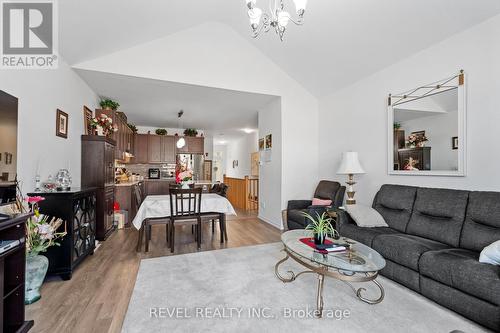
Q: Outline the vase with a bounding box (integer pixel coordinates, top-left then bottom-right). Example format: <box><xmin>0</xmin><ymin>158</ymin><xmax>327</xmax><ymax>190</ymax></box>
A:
<box><xmin>181</xmin><ymin>182</ymin><xmax>190</xmax><ymax>189</ymax></box>
<box><xmin>96</xmin><ymin>127</ymin><xmax>104</xmax><ymax>136</ymax></box>
<box><xmin>314</xmin><ymin>233</ymin><xmax>325</xmax><ymax>245</ymax></box>
<box><xmin>25</xmin><ymin>253</ymin><xmax>49</xmax><ymax>304</ymax></box>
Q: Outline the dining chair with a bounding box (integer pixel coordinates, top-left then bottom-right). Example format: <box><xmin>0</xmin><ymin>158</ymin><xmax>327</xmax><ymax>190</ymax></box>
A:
<box><xmin>169</xmin><ymin>187</ymin><xmax>203</xmax><ymax>253</ymax></box>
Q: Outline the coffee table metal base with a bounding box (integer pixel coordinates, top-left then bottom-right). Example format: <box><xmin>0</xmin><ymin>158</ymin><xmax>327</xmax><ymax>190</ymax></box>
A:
<box><xmin>275</xmin><ymin>248</ymin><xmax>384</xmax><ymax>318</ymax></box>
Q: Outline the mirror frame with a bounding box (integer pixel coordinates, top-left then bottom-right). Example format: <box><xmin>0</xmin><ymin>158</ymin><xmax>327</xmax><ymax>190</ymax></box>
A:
<box><xmin>387</xmin><ymin>72</ymin><xmax>467</xmax><ymax>177</ymax></box>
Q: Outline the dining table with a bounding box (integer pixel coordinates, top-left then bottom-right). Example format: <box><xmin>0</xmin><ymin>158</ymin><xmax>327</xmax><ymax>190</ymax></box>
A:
<box><xmin>132</xmin><ymin>193</ymin><xmax>237</xmax><ymax>231</ymax></box>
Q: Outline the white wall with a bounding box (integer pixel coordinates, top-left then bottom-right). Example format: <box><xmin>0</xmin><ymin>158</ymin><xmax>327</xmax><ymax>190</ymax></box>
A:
<box><xmin>224</xmin><ymin>132</ymin><xmax>258</xmax><ymax>179</ymax></box>
<box><xmin>213</xmin><ymin>145</ymin><xmax>227</xmax><ymax>182</ymax></box>
<box><xmin>319</xmin><ymin>14</ymin><xmax>500</xmax><ymax>205</ymax></box>
<box><xmin>258</xmin><ymin>99</ymin><xmax>282</xmax><ymax>228</ymax></box>
<box><xmin>0</xmin><ymin>60</ymin><xmax>99</xmax><ymax>192</ymax></box>
<box><xmin>74</xmin><ymin>22</ymin><xmax>319</xmax><ymax>226</ymax></box>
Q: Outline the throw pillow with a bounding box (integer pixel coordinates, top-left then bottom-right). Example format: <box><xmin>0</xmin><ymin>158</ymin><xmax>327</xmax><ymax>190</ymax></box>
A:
<box><xmin>345</xmin><ymin>204</ymin><xmax>388</xmax><ymax>227</ymax></box>
<box><xmin>312</xmin><ymin>198</ymin><xmax>332</xmax><ymax>206</ymax></box>
<box><xmin>479</xmin><ymin>240</ymin><xmax>500</xmax><ymax>265</ymax></box>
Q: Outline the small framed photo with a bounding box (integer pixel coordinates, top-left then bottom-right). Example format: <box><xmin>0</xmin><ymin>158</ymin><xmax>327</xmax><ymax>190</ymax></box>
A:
<box><xmin>452</xmin><ymin>136</ymin><xmax>458</xmax><ymax>150</ymax></box>
<box><xmin>83</xmin><ymin>106</ymin><xmax>93</xmax><ymax>135</ymax></box>
<box><xmin>258</xmin><ymin>138</ymin><xmax>265</xmax><ymax>151</ymax></box>
<box><xmin>265</xmin><ymin>134</ymin><xmax>272</xmax><ymax>150</ymax></box>
<box><xmin>56</xmin><ymin>109</ymin><xmax>68</xmax><ymax>139</ymax></box>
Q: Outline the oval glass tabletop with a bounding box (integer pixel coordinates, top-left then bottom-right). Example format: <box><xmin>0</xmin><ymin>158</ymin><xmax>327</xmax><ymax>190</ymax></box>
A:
<box><xmin>281</xmin><ymin>230</ymin><xmax>386</xmax><ymax>273</ymax></box>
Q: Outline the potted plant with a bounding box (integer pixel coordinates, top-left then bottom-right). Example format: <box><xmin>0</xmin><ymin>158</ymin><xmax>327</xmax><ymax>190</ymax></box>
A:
<box><xmin>24</xmin><ymin>196</ymin><xmax>66</xmax><ymax>304</ymax></box>
<box><xmin>99</xmin><ymin>99</ymin><xmax>120</xmax><ymax>111</ymax></box>
<box><xmin>393</xmin><ymin>122</ymin><xmax>402</xmax><ymax>130</ymax></box>
<box><xmin>303</xmin><ymin>212</ymin><xmax>338</xmax><ymax>245</ymax></box>
<box><xmin>128</xmin><ymin>123</ymin><xmax>138</xmax><ymax>133</ymax></box>
<box><xmin>155</xmin><ymin>128</ymin><xmax>167</xmax><ymax>135</ymax></box>
<box><xmin>184</xmin><ymin>128</ymin><xmax>198</xmax><ymax>137</ymax></box>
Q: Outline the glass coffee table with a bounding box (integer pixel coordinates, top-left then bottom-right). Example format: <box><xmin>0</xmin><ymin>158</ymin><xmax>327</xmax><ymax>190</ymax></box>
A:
<box><xmin>275</xmin><ymin>230</ymin><xmax>386</xmax><ymax>318</ymax></box>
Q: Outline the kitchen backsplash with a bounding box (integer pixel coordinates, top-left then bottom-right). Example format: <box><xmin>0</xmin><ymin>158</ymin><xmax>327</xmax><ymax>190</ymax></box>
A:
<box><xmin>116</xmin><ymin>163</ymin><xmax>176</xmax><ymax>177</ymax></box>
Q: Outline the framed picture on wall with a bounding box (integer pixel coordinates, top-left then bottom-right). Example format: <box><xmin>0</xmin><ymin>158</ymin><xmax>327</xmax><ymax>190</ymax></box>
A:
<box><xmin>258</xmin><ymin>138</ymin><xmax>265</xmax><ymax>151</ymax></box>
<box><xmin>452</xmin><ymin>136</ymin><xmax>458</xmax><ymax>150</ymax></box>
<box><xmin>83</xmin><ymin>106</ymin><xmax>93</xmax><ymax>135</ymax></box>
<box><xmin>265</xmin><ymin>134</ymin><xmax>272</xmax><ymax>150</ymax></box>
<box><xmin>56</xmin><ymin>109</ymin><xmax>68</xmax><ymax>139</ymax></box>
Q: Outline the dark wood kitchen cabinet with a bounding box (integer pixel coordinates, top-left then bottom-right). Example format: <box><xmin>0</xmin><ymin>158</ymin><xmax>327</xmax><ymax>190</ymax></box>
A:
<box><xmin>144</xmin><ymin>180</ymin><xmax>172</xmax><ymax>196</ymax></box>
<box><xmin>176</xmin><ymin>136</ymin><xmax>204</xmax><ymax>154</ymax></box>
<box><xmin>96</xmin><ymin>109</ymin><xmax>134</xmax><ymax>161</ymax></box>
<box><xmin>81</xmin><ymin>135</ymin><xmax>116</xmax><ymax>240</ymax></box>
<box><xmin>148</xmin><ymin>135</ymin><xmax>176</xmax><ymax>163</ymax></box>
<box><xmin>133</xmin><ymin>134</ymin><xmax>149</xmax><ymax>164</ymax></box>
<box><xmin>27</xmin><ymin>189</ymin><xmax>97</xmax><ymax>280</ymax></box>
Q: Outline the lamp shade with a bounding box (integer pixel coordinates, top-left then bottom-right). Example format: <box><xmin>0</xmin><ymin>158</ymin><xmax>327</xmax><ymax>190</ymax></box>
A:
<box><xmin>337</xmin><ymin>152</ymin><xmax>365</xmax><ymax>175</ymax></box>
<box><xmin>293</xmin><ymin>0</ymin><xmax>308</xmax><ymax>12</ymax></box>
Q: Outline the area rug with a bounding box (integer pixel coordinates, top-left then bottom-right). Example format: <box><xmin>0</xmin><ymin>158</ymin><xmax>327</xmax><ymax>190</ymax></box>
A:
<box><xmin>122</xmin><ymin>243</ymin><xmax>489</xmax><ymax>333</ymax></box>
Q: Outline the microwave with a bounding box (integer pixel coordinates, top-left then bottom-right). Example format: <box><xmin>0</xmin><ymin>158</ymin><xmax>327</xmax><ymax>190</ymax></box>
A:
<box><xmin>148</xmin><ymin>168</ymin><xmax>160</xmax><ymax>179</ymax></box>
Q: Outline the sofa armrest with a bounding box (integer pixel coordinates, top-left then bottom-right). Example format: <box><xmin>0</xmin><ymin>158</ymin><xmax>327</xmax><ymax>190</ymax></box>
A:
<box><xmin>336</xmin><ymin>209</ymin><xmax>356</xmax><ymax>231</ymax></box>
<box><xmin>306</xmin><ymin>205</ymin><xmax>329</xmax><ymax>217</ymax></box>
<box><xmin>287</xmin><ymin>200</ymin><xmax>312</xmax><ymax>210</ymax></box>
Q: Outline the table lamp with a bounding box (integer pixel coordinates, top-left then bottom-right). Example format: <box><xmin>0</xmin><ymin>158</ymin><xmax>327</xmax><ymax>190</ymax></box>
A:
<box><xmin>337</xmin><ymin>152</ymin><xmax>365</xmax><ymax>205</ymax></box>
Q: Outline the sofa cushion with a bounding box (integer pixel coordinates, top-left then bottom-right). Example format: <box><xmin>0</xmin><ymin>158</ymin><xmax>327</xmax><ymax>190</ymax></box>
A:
<box><xmin>406</xmin><ymin>187</ymin><xmax>469</xmax><ymax>247</ymax></box>
<box><xmin>338</xmin><ymin>223</ymin><xmax>398</xmax><ymax>247</ymax></box>
<box><xmin>345</xmin><ymin>204</ymin><xmax>388</xmax><ymax>227</ymax></box>
<box><xmin>372</xmin><ymin>234</ymin><xmax>449</xmax><ymax>271</ymax></box>
<box><xmin>372</xmin><ymin>184</ymin><xmax>417</xmax><ymax>232</ymax></box>
<box><xmin>460</xmin><ymin>191</ymin><xmax>500</xmax><ymax>252</ymax></box>
<box><xmin>419</xmin><ymin>248</ymin><xmax>500</xmax><ymax>306</ymax></box>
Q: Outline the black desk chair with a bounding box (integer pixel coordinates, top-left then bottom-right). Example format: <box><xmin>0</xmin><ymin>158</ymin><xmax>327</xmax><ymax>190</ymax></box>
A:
<box><xmin>169</xmin><ymin>188</ymin><xmax>203</xmax><ymax>253</ymax></box>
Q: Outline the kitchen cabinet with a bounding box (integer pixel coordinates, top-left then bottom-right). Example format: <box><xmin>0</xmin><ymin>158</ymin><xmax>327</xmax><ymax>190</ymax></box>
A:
<box><xmin>176</xmin><ymin>136</ymin><xmax>205</xmax><ymax>154</ymax></box>
<box><xmin>148</xmin><ymin>135</ymin><xmax>176</xmax><ymax>163</ymax></box>
<box><xmin>81</xmin><ymin>135</ymin><xmax>116</xmax><ymax>240</ymax></box>
<box><xmin>96</xmin><ymin>109</ymin><xmax>134</xmax><ymax>161</ymax></box>
<box><xmin>115</xmin><ymin>181</ymin><xmax>144</xmax><ymax>226</ymax></box>
<box><xmin>148</xmin><ymin>135</ymin><xmax>162</xmax><ymax>163</ymax></box>
<box><xmin>133</xmin><ymin>134</ymin><xmax>149</xmax><ymax>164</ymax></box>
<box><xmin>145</xmin><ymin>180</ymin><xmax>173</xmax><ymax>196</ymax></box>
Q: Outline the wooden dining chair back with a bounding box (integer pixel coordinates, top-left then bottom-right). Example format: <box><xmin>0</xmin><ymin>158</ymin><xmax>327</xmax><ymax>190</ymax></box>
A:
<box><xmin>168</xmin><ymin>188</ymin><xmax>203</xmax><ymax>252</ymax></box>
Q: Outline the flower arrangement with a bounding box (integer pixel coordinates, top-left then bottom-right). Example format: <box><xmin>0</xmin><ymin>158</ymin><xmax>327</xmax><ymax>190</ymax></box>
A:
<box><xmin>175</xmin><ymin>164</ymin><xmax>193</xmax><ymax>184</ymax></box>
<box><xmin>406</xmin><ymin>133</ymin><xmax>428</xmax><ymax>147</ymax></box>
<box><xmin>90</xmin><ymin>114</ymin><xmax>118</xmax><ymax>136</ymax></box>
<box><xmin>25</xmin><ymin>196</ymin><xmax>66</xmax><ymax>255</ymax></box>
<box><xmin>99</xmin><ymin>99</ymin><xmax>120</xmax><ymax>110</ymax></box>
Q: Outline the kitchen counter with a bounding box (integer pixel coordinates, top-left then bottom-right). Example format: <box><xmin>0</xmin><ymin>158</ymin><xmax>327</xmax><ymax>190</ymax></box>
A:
<box><xmin>115</xmin><ymin>180</ymin><xmax>142</xmax><ymax>187</ymax></box>
<box><xmin>144</xmin><ymin>178</ymin><xmax>176</xmax><ymax>182</ymax></box>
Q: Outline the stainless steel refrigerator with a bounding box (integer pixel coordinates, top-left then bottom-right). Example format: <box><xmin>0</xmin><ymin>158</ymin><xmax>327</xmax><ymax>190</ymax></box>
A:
<box><xmin>177</xmin><ymin>154</ymin><xmax>205</xmax><ymax>181</ymax></box>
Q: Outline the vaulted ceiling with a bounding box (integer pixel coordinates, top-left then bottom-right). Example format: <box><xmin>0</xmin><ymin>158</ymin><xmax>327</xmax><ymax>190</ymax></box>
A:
<box><xmin>60</xmin><ymin>0</ymin><xmax>500</xmax><ymax>97</ymax></box>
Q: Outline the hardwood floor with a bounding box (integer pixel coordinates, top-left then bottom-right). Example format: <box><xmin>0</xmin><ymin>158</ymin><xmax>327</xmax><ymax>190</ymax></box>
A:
<box><xmin>25</xmin><ymin>210</ymin><xmax>281</xmax><ymax>333</ymax></box>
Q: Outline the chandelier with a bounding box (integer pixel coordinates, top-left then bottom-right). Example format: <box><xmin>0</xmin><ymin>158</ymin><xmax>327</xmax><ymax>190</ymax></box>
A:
<box><xmin>245</xmin><ymin>0</ymin><xmax>308</xmax><ymax>41</ymax></box>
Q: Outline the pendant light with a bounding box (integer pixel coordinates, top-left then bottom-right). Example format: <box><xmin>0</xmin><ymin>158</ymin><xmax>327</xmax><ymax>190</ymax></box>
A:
<box><xmin>176</xmin><ymin>110</ymin><xmax>186</xmax><ymax>149</ymax></box>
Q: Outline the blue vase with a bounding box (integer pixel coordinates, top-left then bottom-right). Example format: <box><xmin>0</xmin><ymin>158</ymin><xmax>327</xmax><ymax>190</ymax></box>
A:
<box><xmin>25</xmin><ymin>253</ymin><xmax>48</xmax><ymax>304</ymax></box>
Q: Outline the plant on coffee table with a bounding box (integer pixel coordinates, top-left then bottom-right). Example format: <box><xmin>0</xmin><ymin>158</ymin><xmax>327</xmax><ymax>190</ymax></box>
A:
<box><xmin>303</xmin><ymin>212</ymin><xmax>338</xmax><ymax>245</ymax></box>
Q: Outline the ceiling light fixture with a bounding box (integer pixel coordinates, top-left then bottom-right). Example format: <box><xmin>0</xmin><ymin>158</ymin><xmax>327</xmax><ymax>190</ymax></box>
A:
<box><xmin>242</xmin><ymin>128</ymin><xmax>255</xmax><ymax>134</ymax></box>
<box><xmin>176</xmin><ymin>110</ymin><xmax>186</xmax><ymax>149</ymax></box>
<box><xmin>245</xmin><ymin>0</ymin><xmax>307</xmax><ymax>41</ymax></box>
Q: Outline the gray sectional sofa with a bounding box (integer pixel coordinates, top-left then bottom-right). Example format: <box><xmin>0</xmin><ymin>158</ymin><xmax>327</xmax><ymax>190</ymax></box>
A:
<box><xmin>337</xmin><ymin>184</ymin><xmax>500</xmax><ymax>331</ymax></box>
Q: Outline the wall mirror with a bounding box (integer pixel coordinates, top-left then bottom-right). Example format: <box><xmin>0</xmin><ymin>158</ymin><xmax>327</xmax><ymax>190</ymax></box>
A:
<box><xmin>388</xmin><ymin>71</ymin><xmax>466</xmax><ymax>176</ymax></box>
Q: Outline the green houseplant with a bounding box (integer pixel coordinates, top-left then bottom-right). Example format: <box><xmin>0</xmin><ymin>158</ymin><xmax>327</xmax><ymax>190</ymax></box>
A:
<box><xmin>99</xmin><ymin>99</ymin><xmax>120</xmax><ymax>111</ymax></box>
<box><xmin>303</xmin><ymin>212</ymin><xmax>338</xmax><ymax>245</ymax></box>
<box><xmin>155</xmin><ymin>128</ymin><xmax>167</xmax><ymax>135</ymax></box>
<box><xmin>128</xmin><ymin>123</ymin><xmax>138</xmax><ymax>133</ymax></box>
<box><xmin>183</xmin><ymin>128</ymin><xmax>198</xmax><ymax>137</ymax></box>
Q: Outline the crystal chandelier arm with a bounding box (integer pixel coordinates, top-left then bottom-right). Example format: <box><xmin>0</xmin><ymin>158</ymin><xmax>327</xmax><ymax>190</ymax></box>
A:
<box><xmin>251</xmin><ymin>12</ymin><xmax>271</xmax><ymax>38</ymax></box>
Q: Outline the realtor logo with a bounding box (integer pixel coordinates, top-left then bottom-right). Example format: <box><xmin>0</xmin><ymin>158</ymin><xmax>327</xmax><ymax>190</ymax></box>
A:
<box><xmin>1</xmin><ymin>0</ymin><xmax>58</xmax><ymax>68</ymax></box>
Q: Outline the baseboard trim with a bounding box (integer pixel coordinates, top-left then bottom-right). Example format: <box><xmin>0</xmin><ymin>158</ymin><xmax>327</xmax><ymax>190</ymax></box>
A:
<box><xmin>257</xmin><ymin>215</ymin><xmax>283</xmax><ymax>230</ymax></box>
